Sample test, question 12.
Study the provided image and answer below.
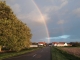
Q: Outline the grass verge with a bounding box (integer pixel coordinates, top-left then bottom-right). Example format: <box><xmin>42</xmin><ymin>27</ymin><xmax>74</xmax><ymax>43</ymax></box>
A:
<box><xmin>0</xmin><ymin>47</ymin><xmax>40</xmax><ymax>60</ymax></box>
<box><xmin>51</xmin><ymin>47</ymin><xmax>80</xmax><ymax>60</ymax></box>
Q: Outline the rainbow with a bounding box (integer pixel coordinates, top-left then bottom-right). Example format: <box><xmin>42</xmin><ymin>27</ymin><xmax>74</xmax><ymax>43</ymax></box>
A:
<box><xmin>32</xmin><ymin>0</ymin><xmax>50</xmax><ymax>43</ymax></box>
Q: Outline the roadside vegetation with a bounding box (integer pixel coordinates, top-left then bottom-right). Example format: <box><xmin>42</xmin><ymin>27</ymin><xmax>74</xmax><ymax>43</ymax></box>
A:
<box><xmin>69</xmin><ymin>42</ymin><xmax>80</xmax><ymax>47</ymax></box>
<box><xmin>0</xmin><ymin>47</ymin><xmax>39</xmax><ymax>60</ymax></box>
<box><xmin>51</xmin><ymin>47</ymin><xmax>80</xmax><ymax>60</ymax></box>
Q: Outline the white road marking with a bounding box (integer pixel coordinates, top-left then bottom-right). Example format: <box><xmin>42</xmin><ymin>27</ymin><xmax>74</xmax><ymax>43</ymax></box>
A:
<box><xmin>33</xmin><ymin>54</ymin><xmax>37</xmax><ymax>57</ymax></box>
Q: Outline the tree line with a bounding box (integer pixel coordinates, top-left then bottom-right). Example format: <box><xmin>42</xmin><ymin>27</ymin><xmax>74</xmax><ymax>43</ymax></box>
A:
<box><xmin>69</xmin><ymin>42</ymin><xmax>80</xmax><ymax>47</ymax></box>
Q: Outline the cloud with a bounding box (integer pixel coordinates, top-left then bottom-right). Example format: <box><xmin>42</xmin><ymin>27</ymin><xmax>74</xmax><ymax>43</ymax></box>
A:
<box><xmin>43</xmin><ymin>0</ymin><xmax>68</xmax><ymax>13</ymax></box>
<box><xmin>56</xmin><ymin>0</ymin><xmax>68</xmax><ymax>10</ymax></box>
<box><xmin>6</xmin><ymin>0</ymin><xmax>80</xmax><ymax>42</ymax></box>
<box><xmin>57</xmin><ymin>20</ymin><xmax>65</xmax><ymax>24</ymax></box>
<box><xmin>17</xmin><ymin>10</ymin><xmax>49</xmax><ymax>24</ymax></box>
<box><xmin>46</xmin><ymin>35</ymin><xmax>70</xmax><ymax>40</ymax></box>
<box><xmin>60</xmin><ymin>35</ymin><xmax>70</xmax><ymax>39</ymax></box>
<box><xmin>7</xmin><ymin>0</ymin><xmax>16</xmax><ymax>2</ymax></box>
<box><xmin>60</xmin><ymin>0</ymin><xmax>68</xmax><ymax>8</ymax></box>
<box><xmin>73</xmin><ymin>8</ymin><xmax>80</xmax><ymax>17</ymax></box>
<box><xmin>11</xmin><ymin>4</ymin><xmax>21</xmax><ymax>13</ymax></box>
<box><xmin>11</xmin><ymin>0</ymin><xmax>50</xmax><ymax>24</ymax></box>
<box><xmin>44</xmin><ymin>6</ymin><xmax>59</xmax><ymax>13</ymax></box>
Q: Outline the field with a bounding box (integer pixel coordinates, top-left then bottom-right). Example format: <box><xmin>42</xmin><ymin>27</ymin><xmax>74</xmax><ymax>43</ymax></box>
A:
<box><xmin>60</xmin><ymin>47</ymin><xmax>80</xmax><ymax>58</ymax></box>
<box><xmin>51</xmin><ymin>47</ymin><xmax>80</xmax><ymax>60</ymax></box>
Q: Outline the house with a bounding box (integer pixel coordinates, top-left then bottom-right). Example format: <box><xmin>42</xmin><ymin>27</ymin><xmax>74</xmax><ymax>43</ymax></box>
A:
<box><xmin>30</xmin><ymin>45</ymin><xmax>38</xmax><ymax>47</ymax></box>
<box><xmin>30</xmin><ymin>42</ymin><xmax>38</xmax><ymax>47</ymax></box>
<box><xmin>52</xmin><ymin>42</ymin><xmax>58</xmax><ymax>46</ymax></box>
<box><xmin>38</xmin><ymin>42</ymin><xmax>46</xmax><ymax>47</ymax></box>
<box><xmin>52</xmin><ymin>42</ymin><xmax>69</xmax><ymax>47</ymax></box>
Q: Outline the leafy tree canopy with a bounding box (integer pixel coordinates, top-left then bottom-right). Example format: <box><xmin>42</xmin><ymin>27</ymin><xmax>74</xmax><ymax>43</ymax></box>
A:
<box><xmin>0</xmin><ymin>1</ymin><xmax>32</xmax><ymax>52</ymax></box>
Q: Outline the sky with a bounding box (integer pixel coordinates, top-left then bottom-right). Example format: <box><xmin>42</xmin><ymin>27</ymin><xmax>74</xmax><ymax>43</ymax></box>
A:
<box><xmin>6</xmin><ymin>0</ymin><xmax>80</xmax><ymax>43</ymax></box>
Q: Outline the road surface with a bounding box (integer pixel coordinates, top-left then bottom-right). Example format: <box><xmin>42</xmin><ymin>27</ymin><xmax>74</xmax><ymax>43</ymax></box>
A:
<box><xmin>4</xmin><ymin>47</ymin><xmax>51</xmax><ymax>60</ymax></box>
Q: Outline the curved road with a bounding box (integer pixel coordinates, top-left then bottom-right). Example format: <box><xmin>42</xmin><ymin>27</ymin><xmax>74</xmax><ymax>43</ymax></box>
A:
<box><xmin>4</xmin><ymin>47</ymin><xmax>51</xmax><ymax>60</ymax></box>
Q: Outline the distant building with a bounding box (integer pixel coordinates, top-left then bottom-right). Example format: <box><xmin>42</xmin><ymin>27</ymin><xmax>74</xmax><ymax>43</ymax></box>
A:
<box><xmin>30</xmin><ymin>45</ymin><xmax>38</xmax><ymax>47</ymax></box>
<box><xmin>38</xmin><ymin>42</ymin><xmax>46</xmax><ymax>47</ymax></box>
<box><xmin>52</xmin><ymin>42</ymin><xmax>72</xmax><ymax>47</ymax></box>
<box><xmin>30</xmin><ymin>42</ymin><xmax>38</xmax><ymax>47</ymax></box>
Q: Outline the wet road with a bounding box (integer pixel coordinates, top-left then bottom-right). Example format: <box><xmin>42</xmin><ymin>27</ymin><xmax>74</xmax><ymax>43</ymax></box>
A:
<box><xmin>4</xmin><ymin>47</ymin><xmax>51</xmax><ymax>60</ymax></box>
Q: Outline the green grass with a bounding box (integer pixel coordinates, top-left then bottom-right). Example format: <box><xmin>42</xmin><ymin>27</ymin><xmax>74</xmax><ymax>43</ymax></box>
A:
<box><xmin>0</xmin><ymin>47</ymin><xmax>39</xmax><ymax>60</ymax></box>
<box><xmin>51</xmin><ymin>47</ymin><xmax>80</xmax><ymax>60</ymax></box>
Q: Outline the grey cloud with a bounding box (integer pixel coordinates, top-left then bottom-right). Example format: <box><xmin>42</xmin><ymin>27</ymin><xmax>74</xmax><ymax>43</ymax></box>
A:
<box><xmin>6</xmin><ymin>0</ymin><xmax>80</xmax><ymax>42</ymax></box>
<box><xmin>73</xmin><ymin>8</ymin><xmax>80</xmax><ymax>17</ymax></box>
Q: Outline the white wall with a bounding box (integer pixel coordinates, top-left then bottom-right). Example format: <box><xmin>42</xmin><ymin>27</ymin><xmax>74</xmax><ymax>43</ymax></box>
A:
<box><xmin>30</xmin><ymin>45</ymin><xmax>38</xmax><ymax>47</ymax></box>
<box><xmin>53</xmin><ymin>43</ymin><xmax>68</xmax><ymax>47</ymax></box>
<box><xmin>64</xmin><ymin>43</ymin><xmax>68</xmax><ymax>46</ymax></box>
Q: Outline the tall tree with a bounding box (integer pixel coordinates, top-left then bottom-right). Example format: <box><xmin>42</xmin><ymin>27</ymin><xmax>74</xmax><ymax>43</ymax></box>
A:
<box><xmin>0</xmin><ymin>1</ymin><xmax>32</xmax><ymax>52</ymax></box>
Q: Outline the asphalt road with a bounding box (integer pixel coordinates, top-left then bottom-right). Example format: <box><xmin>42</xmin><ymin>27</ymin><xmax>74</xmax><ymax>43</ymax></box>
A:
<box><xmin>4</xmin><ymin>47</ymin><xmax>51</xmax><ymax>60</ymax></box>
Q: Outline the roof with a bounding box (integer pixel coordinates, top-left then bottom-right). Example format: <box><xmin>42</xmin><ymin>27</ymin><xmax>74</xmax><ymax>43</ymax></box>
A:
<box><xmin>38</xmin><ymin>42</ymin><xmax>45</xmax><ymax>44</ymax></box>
<box><xmin>52</xmin><ymin>42</ymin><xmax>65</xmax><ymax>44</ymax></box>
<box><xmin>52</xmin><ymin>42</ymin><xmax>58</xmax><ymax>44</ymax></box>
<box><xmin>58</xmin><ymin>42</ymin><xmax>65</xmax><ymax>44</ymax></box>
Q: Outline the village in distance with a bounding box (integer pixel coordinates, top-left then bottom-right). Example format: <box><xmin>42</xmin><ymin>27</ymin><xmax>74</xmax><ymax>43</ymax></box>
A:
<box><xmin>30</xmin><ymin>41</ymin><xmax>80</xmax><ymax>47</ymax></box>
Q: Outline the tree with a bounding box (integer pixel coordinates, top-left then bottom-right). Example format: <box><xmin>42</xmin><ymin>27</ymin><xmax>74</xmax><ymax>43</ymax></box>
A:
<box><xmin>70</xmin><ymin>42</ymin><xmax>80</xmax><ymax>47</ymax></box>
<box><xmin>0</xmin><ymin>1</ymin><xmax>32</xmax><ymax>52</ymax></box>
<box><xmin>0</xmin><ymin>46</ymin><xmax>1</xmax><ymax>51</ymax></box>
